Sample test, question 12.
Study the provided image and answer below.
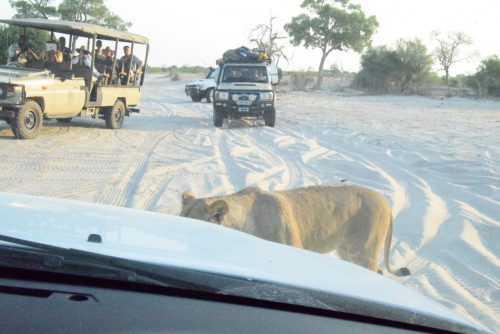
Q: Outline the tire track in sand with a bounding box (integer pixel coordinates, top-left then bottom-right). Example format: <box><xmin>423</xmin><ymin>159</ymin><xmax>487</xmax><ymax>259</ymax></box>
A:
<box><xmin>211</xmin><ymin>124</ymin><xmax>302</xmax><ymax>192</ymax></box>
<box><xmin>98</xmin><ymin>132</ymin><xmax>172</xmax><ymax>208</ymax></box>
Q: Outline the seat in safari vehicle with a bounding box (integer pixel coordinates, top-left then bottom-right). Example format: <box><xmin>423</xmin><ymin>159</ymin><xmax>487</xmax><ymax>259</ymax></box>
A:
<box><xmin>72</xmin><ymin>64</ymin><xmax>93</xmax><ymax>87</ymax></box>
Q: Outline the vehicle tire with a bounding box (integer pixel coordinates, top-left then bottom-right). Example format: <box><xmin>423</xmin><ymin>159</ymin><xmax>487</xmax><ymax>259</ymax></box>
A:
<box><xmin>56</xmin><ymin>117</ymin><xmax>72</xmax><ymax>123</ymax></box>
<box><xmin>264</xmin><ymin>107</ymin><xmax>276</xmax><ymax>127</ymax></box>
<box><xmin>105</xmin><ymin>99</ymin><xmax>125</xmax><ymax>129</ymax></box>
<box><xmin>213</xmin><ymin>108</ymin><xmax>223</xmax><ymax>127</ymax></box>
<box><xmin>206</xmin><ymin>88</ymin><xmax>214</xmax><ymax>103</ymax></box>
<box><xmin>191</xmin><ymin>96</ymin><xmax>202</xmax><ymax>102</ymax></box>
<box><xmin>11</xmin><ymin>100</ymin><xmax>43</xmax><ymax>139</ymax></box>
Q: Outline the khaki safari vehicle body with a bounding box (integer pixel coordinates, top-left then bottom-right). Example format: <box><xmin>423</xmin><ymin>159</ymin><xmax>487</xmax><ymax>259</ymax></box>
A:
<box><xmin>0</xmin><ymin>18</ymin><xmax>149</xmax><ymax>139</ymax></box>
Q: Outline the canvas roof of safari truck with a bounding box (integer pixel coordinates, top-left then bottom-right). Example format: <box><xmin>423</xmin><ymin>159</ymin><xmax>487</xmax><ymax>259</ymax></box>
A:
<box><xmin>0</xmin><ymin>18</ymin><xmax>149</xmax><ymax>44</ymax></box>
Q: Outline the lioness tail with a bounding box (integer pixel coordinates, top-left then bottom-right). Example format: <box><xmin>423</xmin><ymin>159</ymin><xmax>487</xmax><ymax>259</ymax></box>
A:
<box><xmin>384</xmin><ymin>215</ymin><xmax>410</xmax><ymax>277</ymax></box>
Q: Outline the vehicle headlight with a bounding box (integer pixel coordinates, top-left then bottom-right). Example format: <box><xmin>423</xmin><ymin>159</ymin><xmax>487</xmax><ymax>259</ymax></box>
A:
<box><xmin>259</xmin><ymin>92</ymin><xmax>274</xmax><ymax>101</ymax></box>
<box><xmin>0</xmin><ymin>84</ymin><xmax>23</xmax><ymax>104</ymax></box>
<box><xmin>216</xmin><ymin>91</ymin><xmax>229</xmax><ymax>100</ymax></box>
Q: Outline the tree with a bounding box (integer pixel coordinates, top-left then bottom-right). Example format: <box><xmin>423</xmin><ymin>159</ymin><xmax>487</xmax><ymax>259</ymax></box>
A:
<box><xmin>284</xmin><ymin>0</ymin><xmax>378</xmax><ymax>89</ymax></box>
<box><xmin>431</xmin><ymin>31</ymin><xmax>472</xmax><ymax>88</ymax></box>
<box><xmin>8</xmin><ymin>0</ymin><xmax>58</xmax><ymax>19</ymax></box>
<box><xmin>249</xmin><ymin>15</ymin><xmax>289</xmax><ymax>66</ymax></box>
<box><xmin>58</xmin><ymin>0</ymin><xmax>131</xmax><ymax>31</ymax></box>
<box><xmin>2</xmin><ymin>2</ymin><xmax>52</xmax><ymax>63</ymax></box>
<box><xmin>0</xmin><ymin>26</ymin><xmax>14</xmax><ymax>64</ymax></box>
<box><xmin>467</xmin><ymin>56</ymin><xmax>500</xmax><ymax>97</ymax></box>
<box><xmin>396</xmin><ymin>38</ymin><xmax>433</xmax><ymax>93</ymax></box>
<box><xmin>353</xmin><ymin>39</ymin><xmax>433</xmax><ymax>93</ymax></box>
<box><xmin>352</xmin><ymin>46</ymin><xmax>402</xmax><ymax>92</ymax></box>
<box><xmin>8</xmin><ymin>0</ymin><xmax>130</xmax><ymax>31</ymax></box>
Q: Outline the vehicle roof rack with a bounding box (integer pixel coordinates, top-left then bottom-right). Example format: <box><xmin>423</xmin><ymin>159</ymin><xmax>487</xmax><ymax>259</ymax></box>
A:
<box><xmin>216</xmin><ymin>58</ymin><xmax>270</xmax><ymax>67</ymax></box>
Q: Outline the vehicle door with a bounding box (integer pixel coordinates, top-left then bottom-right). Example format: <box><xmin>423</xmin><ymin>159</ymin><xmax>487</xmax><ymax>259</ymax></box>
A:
<box><xmin>51</xmin><ymin>77</ymin><xmax>86</xmax><ymax>116</ymax></box>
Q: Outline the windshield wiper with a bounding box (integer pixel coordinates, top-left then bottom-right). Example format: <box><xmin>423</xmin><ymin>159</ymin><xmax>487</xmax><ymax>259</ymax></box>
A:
<box><xmin>0</xmin><ymin>245</ymin><xmax>159</xmax><ymax>284</ymax></box>
<box><xmin>0</xmin><ymin>233</ymin><xmax>223</xmax><ymax>292</ymax></box>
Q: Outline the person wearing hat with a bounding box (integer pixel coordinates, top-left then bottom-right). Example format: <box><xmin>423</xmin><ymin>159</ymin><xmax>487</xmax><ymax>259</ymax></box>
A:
<box><xmin>72</xmin><ymin>45</ymin><xmax>101</xmax><ymax>78</ymax></box>
<box><xmin>102</xmin><ymin>46</ymin><xmax>118</xmax><ymax>84</ymax></box>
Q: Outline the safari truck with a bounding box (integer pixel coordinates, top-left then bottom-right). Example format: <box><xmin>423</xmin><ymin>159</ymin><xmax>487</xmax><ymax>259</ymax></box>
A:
<box><xmin>213</xmin><ymin>61</ymin><xmax>277</xmax><ymax>128</ymax></box>
<box><xmin>0</xmin><ymin>18</ymin><xmax>149</xmax><ymax>139</ymax></box>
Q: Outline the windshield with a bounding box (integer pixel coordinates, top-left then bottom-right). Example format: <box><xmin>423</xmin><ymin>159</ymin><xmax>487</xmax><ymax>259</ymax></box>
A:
<box><xmin>206</xmin><ymin>68</ymin><xmax>219</xmax><ymax>80</ymax></box>
<box><xmin>221</xmin><ymin>65</ymin><xmax>268</xmax><ymax>83</ymax></box>
<box><xmin>0</xmin><ymin>1</ymin><xmax>497</xmax><ymax>334</ymax></box>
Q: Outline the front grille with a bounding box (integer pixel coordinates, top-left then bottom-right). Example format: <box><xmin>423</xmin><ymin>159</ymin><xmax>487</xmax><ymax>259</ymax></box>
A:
<box><xmin>230</xmin><ymin>93</ymin><xmax>257</xmax><ymax>102</ymax></box>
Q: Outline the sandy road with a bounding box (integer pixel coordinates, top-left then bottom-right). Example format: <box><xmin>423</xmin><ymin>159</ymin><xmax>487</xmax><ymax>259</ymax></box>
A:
<box><xmin>0</xmin><ymin>75</ymin><xmax>498</xmax><ymax>331</ymax></box>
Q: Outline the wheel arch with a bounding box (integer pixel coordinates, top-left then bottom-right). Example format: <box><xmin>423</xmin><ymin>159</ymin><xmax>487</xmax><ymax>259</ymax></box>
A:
<box><xmin>28</xmin><ymin>97</ymin><xmax>45</xmax><ymax>114</ymax></box>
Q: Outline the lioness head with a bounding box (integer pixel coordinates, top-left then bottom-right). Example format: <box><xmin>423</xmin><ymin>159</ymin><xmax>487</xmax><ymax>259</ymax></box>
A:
<box><xmin>180</xmin><ymin>190</ymin><xmax>228</xmax><ymax>224</ymax></box>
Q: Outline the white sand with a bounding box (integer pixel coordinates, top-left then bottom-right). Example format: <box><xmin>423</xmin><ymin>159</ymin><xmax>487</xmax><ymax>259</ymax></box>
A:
<box><xmin>0</xmin><ymin>75</ymin><xmax>498</xmax><ymax>332</ymax></box>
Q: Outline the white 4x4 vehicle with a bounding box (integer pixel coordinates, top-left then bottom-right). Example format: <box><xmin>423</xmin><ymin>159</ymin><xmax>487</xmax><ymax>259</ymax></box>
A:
<box><xmin>213</xmin><ymin>62</ymin><xmax>278</xmax><ymax>128</ymax></box>
<box><xmin>184</xmin><ymin>67</ymin><xmax>219</xmax><ymax>103</ymax></box>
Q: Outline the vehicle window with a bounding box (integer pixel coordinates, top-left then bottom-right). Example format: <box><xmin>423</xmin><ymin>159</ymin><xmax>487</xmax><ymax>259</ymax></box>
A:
<box><xmin>207</xmin><ymin>68</ymin><xmax>219</xmax><ymax>79</ymax></box>
<box><xmin>221</xmin><ymin>66</ymin><xmax>267</xmax><ymax>83</ymax></box>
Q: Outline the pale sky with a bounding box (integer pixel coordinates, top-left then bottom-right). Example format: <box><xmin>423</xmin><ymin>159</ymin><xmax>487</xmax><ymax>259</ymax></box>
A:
<box><xmin>1</xmin><ymin>0</ymin><xmax>499</xmax><ymax>75</ymax></box>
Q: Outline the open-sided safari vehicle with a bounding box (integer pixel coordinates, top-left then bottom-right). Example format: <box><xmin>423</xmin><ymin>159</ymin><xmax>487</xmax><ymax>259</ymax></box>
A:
<box><xmin>0</xmin><ymin>18</ymin><xmax>149</xmax><ymax>139</ymax></box>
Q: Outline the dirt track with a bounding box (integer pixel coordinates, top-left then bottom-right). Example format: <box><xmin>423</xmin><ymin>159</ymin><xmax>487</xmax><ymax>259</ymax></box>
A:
<box><xmin>0</xmin><ymin>75</ymin><xmax>499</xmax><ymax>332</ymax></box>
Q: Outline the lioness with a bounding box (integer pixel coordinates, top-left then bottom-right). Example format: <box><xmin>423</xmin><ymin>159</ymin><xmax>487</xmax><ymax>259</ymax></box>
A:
<box><xmin>180</xmin><ymin>185</ymin><xmax>410</xmax><ymax>276</ymax></box>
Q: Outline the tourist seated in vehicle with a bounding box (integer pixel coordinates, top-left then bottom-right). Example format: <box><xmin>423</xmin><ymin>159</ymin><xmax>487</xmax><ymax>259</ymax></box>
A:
<box><xmin>6</xmin><ymin>34</ymin><xmax>39</xmax><ymax>67</ymax></box>
<box><xmin>254</xmin><ymin>69</ymin><xmax>267</xmax><ymax>83</ymax></box>
<box><xmin>222</xmin><ymin>69</ymin><xmax>243</xmax><ymax>83</ymax></box>
<box><xmin>40</xmin><ymin>40</ymin><xmax>63</xmax><ymax>70</ymax></box>
<box><xmin>36</xmin><ymin>41</ymin><xmax>61</xmax><ymax>72</ymax></box>
<box><xmin>58</xmin><ymin>36</ymin><xmax>72</xmax><ymax>61</ymax></box>
<box><xmin>94</xmin><ymin>40</ymin><xmax>106</xmax><ymax>74</ymax></box>
<box><xmin>118</xmin><ymin>45</ymin><xmax>143</xmax><ymax>85</ymax></box>
<box><xmin>72</xmin><ymin>45</ymin><xmax>101</xmax><ymax>78</ymax></box>
<box><xmin>102</xmin><ymin>46</ymin><xmax>118</xmax><ymax>84</ymax></box>
<box><xmin>95</xmin><ymin>40</ymin><xmax>104</xmax><ymax>58</ymax></box>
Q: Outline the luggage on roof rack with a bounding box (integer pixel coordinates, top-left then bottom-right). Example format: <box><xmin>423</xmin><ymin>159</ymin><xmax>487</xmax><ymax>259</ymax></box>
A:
<box><xmin>218</xmin><ymin>46</ymin><xmax>270</xmax><ymax>65</ymax></box>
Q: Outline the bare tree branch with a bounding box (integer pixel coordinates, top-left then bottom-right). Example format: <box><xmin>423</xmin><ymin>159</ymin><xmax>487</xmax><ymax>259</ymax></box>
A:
<box><xmin>431</xmin><ymin>31</ymin><xmax>473</xmax><ymax>88</ymax></box>
<box><xmin>248</xmin><ymin>15</ymin><xmax>290</xmax><ymax>66</ymax></box>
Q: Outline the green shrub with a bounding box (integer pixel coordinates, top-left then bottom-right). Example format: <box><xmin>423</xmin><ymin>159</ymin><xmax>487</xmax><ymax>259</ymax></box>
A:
<box><xmin>353</xmin><ymin>39</ymin><xmax>434</xmax><ymax>94</ymax></box>
<box><xmin>0</xmin><ymin>26</ymin><xmax>49</xmax><ymax>64</ymax></box>
<box><xmin>464</xmin><ymin>56</ymin><xmax>500</xmax><ymax>97</ymax></box>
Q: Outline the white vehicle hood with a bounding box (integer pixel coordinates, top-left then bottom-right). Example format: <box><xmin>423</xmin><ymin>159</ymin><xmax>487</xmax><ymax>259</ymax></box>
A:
<box><xmin>0</xmin><ymin>192</ymin><xmax>490</xmax><ymax>333</ymax></box>
<box><xmin>186</xmin><ymin>78</ymin><xmax>214</xmax><ymax>87</ymax></box>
